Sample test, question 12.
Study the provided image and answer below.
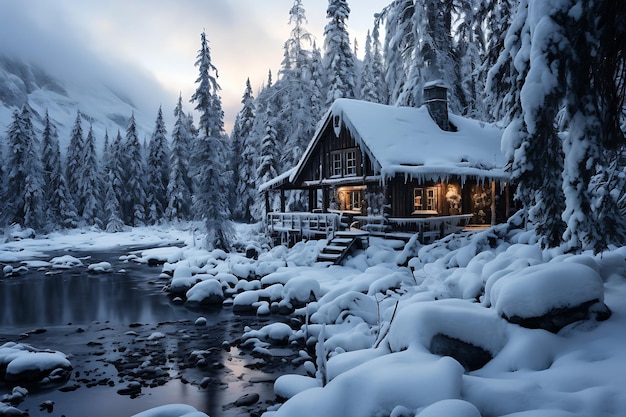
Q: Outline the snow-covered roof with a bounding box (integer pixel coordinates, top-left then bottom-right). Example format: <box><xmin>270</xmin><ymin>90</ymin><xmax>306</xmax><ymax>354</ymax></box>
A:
<box><xmin>259</xmin><ymin>167</ymin><xmax>296</xmax><ymax>192</ymax></box>
<box><xmin>292</xmin><ymin>99</ymin><xmax>508</xmax><ymax>184</ymax></box>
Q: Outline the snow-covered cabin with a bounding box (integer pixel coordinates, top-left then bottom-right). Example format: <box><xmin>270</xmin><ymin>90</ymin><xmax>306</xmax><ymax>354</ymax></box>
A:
<box><xmin>262</xmin><ymin>83</ymin><xmax>512</xmax><ymax>244</ymax></box>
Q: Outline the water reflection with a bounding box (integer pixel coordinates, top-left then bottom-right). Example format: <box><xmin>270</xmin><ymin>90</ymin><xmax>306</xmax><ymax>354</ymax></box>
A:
<box><xmin>0</xmin><ymin>251</ymin><xmax>182</xmax><ymax>327</ymax></box>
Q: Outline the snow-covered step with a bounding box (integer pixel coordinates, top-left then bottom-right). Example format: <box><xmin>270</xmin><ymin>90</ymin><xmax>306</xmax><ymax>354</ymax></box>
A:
<box><xmin>330</xmin><ymin>237</ymin><xmax>354</xmax><ymax>245</ymax></box>
<box><xmin>322</xmin><ymin>245</ymin><xmax>347</xmax><ymax>252</ymax></box>
<box><xmin>318</xmin><ymin>253</ymin><xmax>342</xmax><ymax>261</ymax></box>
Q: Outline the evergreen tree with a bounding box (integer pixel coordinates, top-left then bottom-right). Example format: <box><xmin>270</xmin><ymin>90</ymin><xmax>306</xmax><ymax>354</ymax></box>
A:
<box><xmin>359</xmin><ymin>26</ymin><xmax>388</xmax><ymax>104</ymax></box>
<box><xmin>105</xmin><ymin>130</ymin><xmax>126</xmax><ymax>231</ymax></box>
<box><xmin>102</xmin><ymin>169</ymin><xmax>124</xmax><ymax>233</ymax></box>
<box><xmin>79</xmin><ymin>124</ymin><xmax>101</xmax><ymax>226</ymax></box>
<box><xmin>488</xmin><ymin>0</ymin><xmax>566</xmax><ymax>248</ymax></box>
<box><xmin>478</xmin><ymin>0</ymin><xmax>516</xmax><ymax>120</ymax></box>
<box><xmin>190</xmin><ymin>31</ymin><xmax>232</xmax><ymax>249</ymax></box>
<box><xmin>560</xmin><ymin>0</ymin><xmax>626</xmax><ymax>252</ymax></box>
<box><xmin>122</xmin><ymin>113</ymin><xmax>146</xmax><ymax>226</ymax></box>
<box><xmin>232</xmin><ymin>78</ymin><xmax>258</xmax><ymax>222</ymax></box>
<box><xmin>490</xmin><ymin>0</ymin><xmax>625</xmax><ymax>252</ymax></box>
<box><xmin>66</xmin><ymin>111</ymin><xmax>84</xmax><ymax>212</ymax></box>
<box><xmin>166</xmin><ymin>96</ymin><xmax>193</xmax><ymax>222</ymax></box>
<box><xmin>41</xmin><ymin>110</ymin><xmax>77</xmax><ymax>229</ymax></box>
<box><xmin>4</xmin><ymin>105</ymin><xmax>45</xmax><ymax>230</ymax></box>
<box><xmin>253</xmin><ymin>104</ymin><xmax>281</xmax><ymax>220</ymax></box>
<box><xmin>309</xmin><ymin>42</ymin><xmax>326</xmax><ymax>121</ymax></box>
<box><xmin>278</xmin><ymin>0</ymin><xmax>320</xmax><ymax>178</ymax></box>
<box><xmin>323</xmin><ymin>0</ymin><xmax>357</xmax><ymax>106</ymax></box>
<box><xmin>455</xmin><ymin>0</ymin><xmax>486</xmax><ymax>117</ymax></box>
<box><xmin>99</xmin><ymin>129</ymin><xmax>124</xmax><ymax>232</ymax></box>
<box><xmin>145</xmin><ymin>106</ymin><xmax>170</xmax><ymax>224</ymax></box>
<box><xmin>0</xmin><ymin>141</ymin><xmax>5</xmax><ymax>225</ymax></box>
<box><xmin>382</xmin><ymin>0</ymin><xmax>416</xmax><ymax>105</ymax></box>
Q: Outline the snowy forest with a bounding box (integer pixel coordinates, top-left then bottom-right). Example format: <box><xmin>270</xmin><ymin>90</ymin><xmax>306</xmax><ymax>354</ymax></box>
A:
<box><xmin>0</xmin><ymin>0</ymin><xmax>624</xmax><ymax>255</ymax></box>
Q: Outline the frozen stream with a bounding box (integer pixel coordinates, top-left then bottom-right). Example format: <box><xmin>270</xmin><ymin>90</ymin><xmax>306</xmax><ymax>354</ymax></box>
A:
<box><xmin>0</xmin><ymin>248</ymin><xmax>298</xmax><ymax>417</ymax></box>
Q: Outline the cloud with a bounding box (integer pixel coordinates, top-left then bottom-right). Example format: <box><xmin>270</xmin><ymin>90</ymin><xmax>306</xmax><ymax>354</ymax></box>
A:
<box><xmin>0</xmin><ymin>1</ymin><xmax>174</xmax><ymax>117</ymax></box>
<box><xmin>0</xmin><ymin>0</ymin><xmax>388</xmax><ymax>134</ymax></box>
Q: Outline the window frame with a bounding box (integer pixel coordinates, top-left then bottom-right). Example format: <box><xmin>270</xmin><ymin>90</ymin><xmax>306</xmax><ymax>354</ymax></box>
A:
<box><xmin>345</xmin><ymin>150</ymin><xmax>357</xmax><ymax>176</ymax></box>
<box><xmin>413</xmin><ymin>186</ymin><xmax>439</xmax><ymax>214</ymax></box>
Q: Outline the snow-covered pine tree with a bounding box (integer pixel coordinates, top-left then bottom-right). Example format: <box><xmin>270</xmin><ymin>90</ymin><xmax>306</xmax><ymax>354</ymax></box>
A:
<box><xmin>5</xmin><ymin>105</ymin><xmax>45</xmax><ymax>230</ymax></box>
<box><xmin>41</xmin><ymin>110</ymin><xmax>77</xmax><ymax>229</ymax></box>
<box><xmin>190</xmin><ymin>31</ymin><xmax>233</xmax><ymax>250</ymax></box>
<box><xmin>65</xmin><ymin>111</ymin><xmax>85</xmax><ymax>213</ymax></box>
<box><xmin>560</xmin><ymin>0</ymin><xmax>626</xmax><ymax>252</ymax></box>
<box><xmin>232</xmin><ymin>78</ymin><xmax>258</xmax><ymax>222</ymax></box>
<box><xmin>477</xmin><ymin>0</ymin><xmax>516</xmax><ymax>121</ymax></box>
<box><xmin>360</xmin><ymin>30</ymin><xmax>380</xmax><ymax>103</ymax></box>
<box><xmin>323</xmin><ymin>0</ymin><xmax>357</xmax><ymax>106</ymax></box>
<box><xmin>102</xmin><ymin>169</ymin><xmax>124</xmax><ymax>233</ymax></box>
<box><xmin>79</xmin><ymin>123</ymin><xmax>102</xmax><ymax>227</ymax></box>
<box><xmin>279</xmin><ymin>0</ymin><xmax>316</xmax><ymax>162</ymax></box>
<box><xmin>455</xmin><ymin>0</ymin><xmax>487</xmax><ymax>118</ymax></box>
<box><xmin>103</xmin><ymin>130</ymin><xmax>126</xmax><ymax>232</ymax></box>
<box><xmin>488</xmin><ymin>0</ymin><xmax>566</xmax><ymax>248</ymax></box>
<box><xmin>309</xmin><ymin>42</ymin><xmax>326</xmax><ymax>121</ymax></box>
<box><xmin>145</xmin><ymin>106</ymin><xmax>170</xmax><ymax>224</ymax></box>
<box><xmin>381</xmin><ymin>0</ymin><xmax>416</xmax><ymax>105</ymax></box>
<box><xmin>0</xmin><ymin>140</ymin><xmax>5</xmax><ymax>225</ymax></box>
<box><xmin>423</xmin><ymin>0</ymin><xmax>465</xmax><ymax>112</ymax></box>
<box><xmin>165</xmin><ymin>95</ymin><xmax>193</xmax><ymax>222</ymax></box>
<box><xmin>274</xmin><ymin>0</ymin><xmax>323</xmax><ymax>210</ymax></box>
<box><xmin>122</xmin><ymin>113</ymin><xmax>147</xmax><ymax>226</ymax></box>
<box><xmin>253</xmin><ymin>103</ymin><xmax>281</xmax><ymax>220</ymax></box>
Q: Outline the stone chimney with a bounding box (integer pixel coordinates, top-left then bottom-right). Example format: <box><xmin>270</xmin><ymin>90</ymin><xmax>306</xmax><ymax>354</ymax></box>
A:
<box><xmin>423</xmin><ymin>81</ymin><xmax>451</xmax><ymax>131</ymax></box>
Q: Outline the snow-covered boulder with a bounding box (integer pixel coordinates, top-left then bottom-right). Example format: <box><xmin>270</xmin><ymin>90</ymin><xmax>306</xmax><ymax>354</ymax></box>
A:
<box><xmin>242</xmin><ymin>322</ymin><xmax>293</xmax><ymax>346</ymax></box>
<box><xmin>0</xmin><ymin>342</ymin><xmax>72</xmax><ymax>385</ymax></box>
<box><xmin>232</xmin><ymin>291</ymin><xmax>259</xmax><ymax>313</ymax></box>
<box><xmin>271</xmin><ymin>351</ymin><xmax>464</xmax><ymax>417</ymax></box>
<box><xmin>274</xmin><ymin>374</ymin><xmax>320</xmax><ymax>400</ymax></box>
<box><xmin>168</xmin><ymin>265</ymin><xmax>200</xmax><ymax>298</ymax></box>
<box><xmin>489</xmin><ymin>262</ymin><xmax>610</xmax><ymax>333</ymax></box>
<box><xmin>131</xmin><ymin>404</ymin><xmax>209</xmax><ymax>417</ymax></box>
<box><xmin>49</xmin><ymin>255</ymin><xmax>83</xmax><ymax>269</ymax></box>
<box><xmin>387</xmin><ymin>299</ymin><xmax>508</xmax><ymax>371</ymax></box>
<box><xmin>416</xmin><ymin>399</ymin><xmax>481</xmax><ymax>417</ymax></box>
<box><xmin>134</xmin><ymin>247</ymin><xmax>185</xmax><ymax>266</ymax></box>
<box><xmin>185</xmin><ymin>279</ymin><xmax>224</xmax><ymax>307</ymax></box>
<box><xmin>87</xmin><ymin>261</ymin><xmax>113</xmax><ymax>273</ymax></box>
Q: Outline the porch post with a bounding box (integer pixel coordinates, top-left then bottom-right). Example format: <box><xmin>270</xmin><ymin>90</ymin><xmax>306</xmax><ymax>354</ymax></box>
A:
<box><xmin>280</xmin><ymin>189</ymin><xmax>286</xmax><ymax>213</ymax></box>
<box><xmin>308</xmin><ymin>188</ymin><xmax>315</xmax><ymax>212</ymax></box>
<box><xmin>491</xmin><ymin>180</ymin><xmax>496</xmax><ymax>226</ymax></box>
<box><xmin>505</xmin><ymin>182</ymin><xmax>510</xmax><ymax>221</ymax></box>
<box><xmin>322</xmin><ymin>186</ymin><xmax>329</xmax><ymax>213</ymax></box>
<box><xmin>264</xmin><ymin>191</ymin><xmax>270</xmax><ymax>216</ymax></box>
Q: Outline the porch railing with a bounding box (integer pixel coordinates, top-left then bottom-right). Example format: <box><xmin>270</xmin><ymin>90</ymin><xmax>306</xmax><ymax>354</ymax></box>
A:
<box><xmin>354</xmin><ymin>214</ymin><xmax>474</xmax><ymax>242</ymax></box>
<box><xmin>267</xmin><ymin>212</ymin><xmax>340</xmax><ymax>240</ymax></box>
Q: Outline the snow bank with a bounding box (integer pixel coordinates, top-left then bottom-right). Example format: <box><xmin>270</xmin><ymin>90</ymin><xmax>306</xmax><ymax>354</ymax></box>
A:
<box><xmin>271</xmin><ymin>351</ymin><xmax>464</xmax><ymax>417</ymax></box>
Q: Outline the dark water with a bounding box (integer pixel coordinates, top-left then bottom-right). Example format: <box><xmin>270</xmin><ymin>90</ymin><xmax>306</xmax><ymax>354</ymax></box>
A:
<box><xmin>0</xmin><ymin>249</ymin><xmax>297</xmax><ymax>417</ymax></box>
<box><xmin>0</xmin><ymin>250</ymin><xmax>184</xmax><ymax>328</ymax></box>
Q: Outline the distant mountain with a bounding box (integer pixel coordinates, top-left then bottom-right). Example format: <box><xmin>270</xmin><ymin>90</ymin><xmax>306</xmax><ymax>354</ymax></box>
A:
<box><xmin>0</xmin><ymin>55</ymin><xmax>161</xmax><ymax>153</ymax></box>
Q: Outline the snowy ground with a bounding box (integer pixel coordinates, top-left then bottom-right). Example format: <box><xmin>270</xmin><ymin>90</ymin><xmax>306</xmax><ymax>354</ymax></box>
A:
<box><xmin>1</xmin><ymin>220</ymin><xmax>626</xmax><ymax>417</ymax></box>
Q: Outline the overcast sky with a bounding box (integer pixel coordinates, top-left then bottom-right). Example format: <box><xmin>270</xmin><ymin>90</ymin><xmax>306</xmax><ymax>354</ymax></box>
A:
<box><xmin>0</xmin><ymin>0</ymin><xmax>389</xmax><ymax>132</ymax></box>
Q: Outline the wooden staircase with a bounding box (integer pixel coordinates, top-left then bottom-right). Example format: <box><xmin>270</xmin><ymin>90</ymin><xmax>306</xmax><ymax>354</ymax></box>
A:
<box><xmin>317</xmin><ymin>231</ymin><xmax>369</xmax><ymax>265</ymax></box>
